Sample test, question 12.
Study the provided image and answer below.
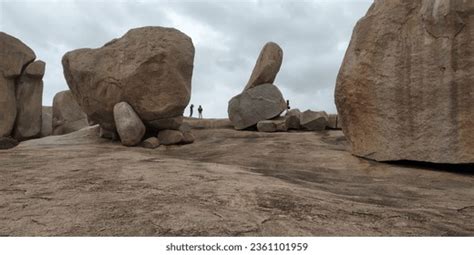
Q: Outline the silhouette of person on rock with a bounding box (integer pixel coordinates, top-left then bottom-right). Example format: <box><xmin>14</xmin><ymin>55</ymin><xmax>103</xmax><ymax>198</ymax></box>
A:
<box><xmin>198</xmin><ymin>105</ymin><xmax>203</xmax><ymax>119</ymax></box>
<box><xmin>189</xmin><ymin>104</ymin><xmax>194</xmax><ymax>118</ymax></box>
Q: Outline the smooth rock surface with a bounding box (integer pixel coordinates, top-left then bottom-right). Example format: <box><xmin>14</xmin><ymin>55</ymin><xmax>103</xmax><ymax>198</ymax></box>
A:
<box><xmin>300</xmin><ymin>110</ymin><xmax>328</xmax><ymax>131</ymax></box>
<box><xmin>157</xmin><ymin>130</ymin><xmax>184</xmax><ymax>145</ymax></box>
<box><xmin>228</xmin><ymin>83</ymin><xmax>286</xmax><ymax>130</ymax></box>
<box><xmin>62</xmin><ymin>26</ymin><xmax>194</xmax><ymax>131</ymax></box>
<box><xmin>0</xmin><ymin>127</ymin><xmax>472</xmax><ymax>236</ymax></box>
<box><xmin>113</xmin><ymin>102</ymin><xmax>146</xmax><ymax>146</ymax></box>
<box><xmin>52</xmin><ymin>90</ymin><xmax>89</xmax><ymax>135</ymax></box>
<box><xmin>335</xmin><ymin>0</ymin><xmax>474</xmax><ymax>163</ymax></box>
<box><xmin>244</xmin><ymin>42</ymin><xmax>283</xmax><ymax>91</ymax></box>
<box><xmin>13</xmin><ymin>61</ymin><xmax>45</xmax><ymax>141</ymax></box>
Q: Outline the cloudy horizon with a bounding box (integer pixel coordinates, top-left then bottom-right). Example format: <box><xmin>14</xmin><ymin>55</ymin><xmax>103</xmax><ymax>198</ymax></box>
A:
<box><xmin>0</xmin><ymin>0</ymin><xmax>372</xmax><ymax>118</ymax></box>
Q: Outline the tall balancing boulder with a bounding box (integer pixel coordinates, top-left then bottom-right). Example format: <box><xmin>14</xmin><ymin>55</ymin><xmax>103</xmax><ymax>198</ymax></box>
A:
<box><xmin>228</xmin><ymin>41</ymin><xmax>286</xmax><ymax>130</ymax></box>
<box><xmin>0</xmin><ymin>32</ymin><xmax>36</xmax><ymax>137</ymax></box>
<box><xmin>13</xmin><ymin>60</ymin><xmax>45</xmax><ymax>141</ymax></box>
<box><xmin>62</xmin><ymin>26</ymin><xmax>194</xmax><ymax>133</ymax></box>
<box><xmin>335</xmin><ymin>0</ymin><xmax>474</xmax><ymax>164</ymax></box>
<box><xmin>244</xmin><ymin>42</ymin><xmax>283</xmax><ymax>91</ymax></box>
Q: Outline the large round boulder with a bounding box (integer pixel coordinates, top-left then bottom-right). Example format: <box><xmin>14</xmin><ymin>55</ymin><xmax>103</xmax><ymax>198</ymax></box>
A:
<box><xmin>335</xmin><ymin>0</ymin><xmax>474</xmax><ymax>164</ymax></box>
<box><xmin>62</xmin><ymin>26</ymin><xmax>194</xmax><ymax>131</ymax></box>
<box><xmin>228</xmin><ymin>83</ymin><xmax>286</xmax><ymax>130</ymax></box>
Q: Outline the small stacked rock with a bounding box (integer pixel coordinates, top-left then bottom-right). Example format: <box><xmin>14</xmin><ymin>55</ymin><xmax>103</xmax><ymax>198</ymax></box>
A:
<box><xmin>228</xmin><ymin>42</ymin><xmax>286</xmax><ymax>130</ymax></box>
<box><xmin>0</xmin><ymin>32</ymin><xmax>46</xmax><ymax>148</ymax></box>
<box><xmin>62</xmin><ymin>26</ymin><xmax>196</xmax><ymax>147</ymax></box>
<box><xmin>255</xmin><ymin>109</ymin><xmax>339</xmax><ymax>133</ymax></box>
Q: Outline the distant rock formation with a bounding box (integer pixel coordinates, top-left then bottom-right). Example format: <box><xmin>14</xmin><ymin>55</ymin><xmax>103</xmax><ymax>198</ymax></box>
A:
<box><xmin>228</xmin><ymin>42</ymin><xmax>286</xmax><ymax>130</ymax></box>
<box><xmin>335</xmin><ymin>0</ymin><xmax>474</xmax><ymax>163</ymax></box>
<box><xmin>62</xmin><ymin>26</ymin><xmax>195</xmax><ymax>147</ymax></box>
<box><xmin>52</xmin><ymin>90</ymin><xmax>89</xmax><ymax>135</ymax></box>
<box><xmin>0</xmin><ymin>32</ymin><xmax>45</xmax><ymax>147</ymax></box>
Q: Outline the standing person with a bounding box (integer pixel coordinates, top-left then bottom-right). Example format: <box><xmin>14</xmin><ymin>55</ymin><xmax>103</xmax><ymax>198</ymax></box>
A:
<box><xmin>286</xmin><ymin>100</ymin><xmax>290</xmax><ymax>110</ymax></box>
<box><xmin>189</xmin><ymin>104</ymin><xmax>194</xmax><ymax>117</ymax></box>
<box><xmin>198</xmin><ymin>105</ymin><xmax>203</xmax><ymax>119</ymax></box>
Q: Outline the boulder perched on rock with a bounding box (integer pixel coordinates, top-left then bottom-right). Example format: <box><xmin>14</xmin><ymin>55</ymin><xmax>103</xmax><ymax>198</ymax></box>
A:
<box><xmin>228</xmin><ymin>83</ymin><xmax>286</xmax><ymax>130</ymax></box>
<box><xmin>244</xmin><ymin>42</ymin><xmax>283</xmax><ymax>91</ymax></box>
<box><xmin>285</xmin><ymin>109</ymin><xmax>302</xmax><ymax>130</ymax></box>
<box><xmin>41</xmin><ymin>106</ymin><xmax>53</xmax><ymax>137</ymax></box>
<box><xmin>52</xmin><ymin>90</ymin><xmax>89</xmax><ymax>135</ymax></box>
<box><xmin>157</xmin><ymin>129</ymin><xmax>184</xmax><ymax>145</ymax></box>
<box><xmin>62</xmin><ymin>26</ymin><xmax>194</xmax><ymax>131</ymax></box>
<box><xmin>257</xmin><ymin>118</ymin><xmax>288</xmax><ymax>132</ymax></box>
<box><xmin>13</xmin><ymin>60</ymin><xmax>45</xmax><ymax>141</ymax></box>
<box><xmin>335</xmin><ymin>0</ymin><xmax>474</xmax><ymax>163</ymax></box>
<box><xmin>300</xmin><ymin>110</ymin><xmax>328</xmax><ymax>131</ymax></box>
<box><xmin>113</xmin><ymin>102</ymin><xmax>146</xmax><ymax>146</ymax></box>
<box><xmin>0</xmin><ymin>32</ymin><xmax>36</xmax><ymax>138</ymax></box>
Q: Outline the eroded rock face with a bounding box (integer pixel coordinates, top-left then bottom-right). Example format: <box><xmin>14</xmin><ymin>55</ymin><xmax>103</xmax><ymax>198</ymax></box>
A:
<box><xmin>62</xmin><ymin>26</ymin><xmax>194</xmax><ymax>131</ymax></box>
<box><xmin>335</xmin><ymin>0</ymin><xmax>474</xmax><ymax>163</ymax></box>
<box><xmin>228</xmin><ymin>83</ymin><xmax>286</xmax><ymax>130</ymax></box>
<box><xmin>113</xmin><ymin>102</ymin><xmax>145</xmax><ymax>146</ymax></box>
<box><xmin>0</xmin><ymin>32</ymin><xmax>36</xmax><ymax>137</ymax></box>
<box><xmin>13</xmin><ymin>61</ymin><xmax>45</xmax><ymax>141</ymax></box>
<box><xmin>52</xmin><ymin>90</ymin><xmax>89</xmax><ymax>135</ymax></box>
<box><xmin>244</xmin><ymin>42</ymin><xmax>283</xmax><ymax>91</ymax></box>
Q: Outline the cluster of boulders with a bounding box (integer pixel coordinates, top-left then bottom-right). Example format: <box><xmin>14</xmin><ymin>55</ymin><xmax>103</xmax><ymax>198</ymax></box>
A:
<box><xmin>227</xmin><ymin>42</ymin><xmax>340</xmax><ymax>133</ymax></box>
<box><xmin>61</xmin><ymin>26</ymin><xmax>196</xmax><ymax>148</ymax></box>
<box><xmin>335</xmin><ymin>0</ymin><xmax>473</xmax><ymax>164</ymax></box>
<box><xmin>0</xmin><ymin>32</ymin><xmax>47</xmax><ymax>149</ymax></box>
<box><xmin>228</xmin><ymin>42</ymin><xmax>287</xmax><ymax>130</ymax></box>
<box><xmin>255</xmin><ymin>110</ymin><xmax>341</xmax><ymax>133</ymax></box>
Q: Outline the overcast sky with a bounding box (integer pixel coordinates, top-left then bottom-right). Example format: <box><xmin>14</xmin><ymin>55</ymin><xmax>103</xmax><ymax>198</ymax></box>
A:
<box><xmin>0</xmin><ymin>0</ymin><xmax>372</xmax><ymax>118</ymax></box>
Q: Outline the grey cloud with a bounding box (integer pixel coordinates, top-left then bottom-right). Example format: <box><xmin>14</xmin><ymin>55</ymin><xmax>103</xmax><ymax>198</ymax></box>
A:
<box><xmin>0</xmin><ymin>0</ymin><xmax>372</xmax><ymax>117</ymax></box>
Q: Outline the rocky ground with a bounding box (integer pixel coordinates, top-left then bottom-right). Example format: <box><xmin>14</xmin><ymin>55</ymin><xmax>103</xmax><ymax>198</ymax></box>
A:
<box><xmin>0</xmin><ymin>125</ymin><xmax>473</xmax><ymax>236</ymax></box>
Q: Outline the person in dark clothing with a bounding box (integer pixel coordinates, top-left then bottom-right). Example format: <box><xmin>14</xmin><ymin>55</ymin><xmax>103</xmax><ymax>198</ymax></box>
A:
<box><xmin>198</xmin><ymin>105</ymin><xmax>203</xmax><ymax>119</ymax></box>
<box><xmin>189</xmin><ymin>104</ymin><xmax>194</xmax><ymax>117</ymax></box>
<box><xmin>286</xmin><ymin>100</ymin><xmax>290</xmax><ymax>110</ymax></box>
